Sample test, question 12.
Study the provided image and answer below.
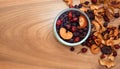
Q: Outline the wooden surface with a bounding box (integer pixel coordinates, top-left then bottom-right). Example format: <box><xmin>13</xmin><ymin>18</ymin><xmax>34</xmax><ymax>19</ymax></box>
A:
<box><xmin>0</xmin><ymin>0</ymin><xmax>120</xmax><ymax>69</ymax></box>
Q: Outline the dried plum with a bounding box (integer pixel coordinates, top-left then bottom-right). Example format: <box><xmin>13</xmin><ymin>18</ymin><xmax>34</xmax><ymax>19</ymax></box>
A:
<box><xmin>101</xmin><ymin>46</ymin><xmax>112</xmax><ymax>55</ymax></box>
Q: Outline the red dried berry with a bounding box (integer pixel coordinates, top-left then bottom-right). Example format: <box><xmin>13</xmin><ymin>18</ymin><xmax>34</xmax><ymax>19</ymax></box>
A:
<box><xmin>114</xmin><ymin>45</ymin><xmax>120</xmax><ymax>49</ymax></box>
<box><xmin>100</xmin><ymin>54</ymin><xmax>105</xmax><ymax>59</ymax></box>
<box><xmin>73</xmin><ymin>17</ymin><xmax>78</xmax><ymax>22</ymax></box>
<box><xmin>113</xmin><ymin>51</ymin><xmax>117</xmax><ymax>57</ymax></box>
<box><xmin>71</xmin><ymin>26</ymin><xmax>77</xmax><ymax>32</ymax></box>
<box><xmin>74</xmin><ymin>37</ymin><xmax>80</xmax><ymax>42</ymax></box>
<box><xmin>56</xmin><ymin>20</ymin><xmax>62</xmax><ymax>26</ymax></box>
<box><xmin>81</xmin><ymin>48</ymin><xmax>88</xmax><ymax>53</ymax></box>
<box><xmin>114</xmin><ymin>13</ymin><xmax>119</xmax><ymax>18</ymax></box>
<box><xmin>66</xmin><ymin>24</ymin><xmax>71</xmax><ymax>29</ymax></box>
<box><xmin>70</xmin><ymin>47</ymin><xmax>75</xmax><ymax>51</ymax></box>
<box><xmin>68</xmin><ymin>12</ymin><xmax>72</xmax><ymax>19</ymax></box>
<box><xmin>91</xmin><ymin>0</ymin><xmax>97</xmax><ymax>4</ymax></box>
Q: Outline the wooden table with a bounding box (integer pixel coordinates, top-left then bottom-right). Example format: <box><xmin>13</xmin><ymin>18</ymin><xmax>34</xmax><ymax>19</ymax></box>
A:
<box><xmin>0</xmin><ymin>0</ymin><xmax>120</xmax><ymax>69</ymax></box>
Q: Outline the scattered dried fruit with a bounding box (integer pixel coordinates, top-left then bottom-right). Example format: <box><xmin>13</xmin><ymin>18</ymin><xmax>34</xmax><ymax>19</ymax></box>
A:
<box><xmin>91</xmin><ymin>44</ymin><xmax>100</xmax><ymax>54</ymax></box>
<box><xmin>70</xmin><ymin>47</ymin><xmax>75</xmax><ymax>51</ymax></box>
<box><xmin>81</xmin><ymin>48</ymin><xmax>88</xmax><ymax>53</ymax></box>
<box><xmin>101</xmin><ymin>46</ymin><xmax>112</xmax><ymax>55</ymax></box>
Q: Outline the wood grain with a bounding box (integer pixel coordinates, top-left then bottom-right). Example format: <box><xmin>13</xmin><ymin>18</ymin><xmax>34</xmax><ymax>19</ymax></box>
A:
<box><xmin>0</xmin><ymin>0</ymin><xmax>120</xmax><ymax>69</ymax></box>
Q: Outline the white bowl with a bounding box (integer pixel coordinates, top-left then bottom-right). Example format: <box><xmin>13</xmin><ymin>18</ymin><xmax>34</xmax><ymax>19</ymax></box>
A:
<box><xmin>53</xmin><ymin>8</ymin><xmax>91</xmax><ymax>46</ymax></box>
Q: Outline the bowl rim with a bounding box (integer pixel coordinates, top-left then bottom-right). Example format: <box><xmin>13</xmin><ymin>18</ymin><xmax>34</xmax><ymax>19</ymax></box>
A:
<box><xmin>53</xmin><ymin>8</ymin><xmax>91</xmax><ymax>46</ymax></box>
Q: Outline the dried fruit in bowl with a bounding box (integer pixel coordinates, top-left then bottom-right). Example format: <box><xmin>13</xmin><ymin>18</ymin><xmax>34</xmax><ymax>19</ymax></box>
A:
<box><xmin>79</xmin><ymin>15</ymin><xmax>88</xmax><ymax>28</ymax></box>
<box><xmin>60</xmin><ymin>27</ymin><xmax>73</xmax><ymax>40</ymax></box>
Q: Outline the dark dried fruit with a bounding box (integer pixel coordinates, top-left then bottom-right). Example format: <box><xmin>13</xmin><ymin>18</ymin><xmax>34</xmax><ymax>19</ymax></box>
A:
<box><xmin>65</xmin><ymin>23</ymin><xmax>71</xmax><ymax>30</ymax></box>
<box><xmin>78</xmin><ymin>4</ymin><xmax>82</xmax><ymax>8</ymax></box>
<box><xmin>68</xmin><ymin>11</ymin><xmax>73</xmax><ymax>19</ymax></box>
<box><xmin>74</xmin><ymin>37</ymin><xmax>80</xmax><ymax>42</ymax></box>
<box><xmin>114</xmin><ymin>45</ymin><xmax>120</xmax><ymax>49</ymax></box>
<box><xmin>74</xmin><ymin>5</ymin><xmax>79</xmax><ymax>9</ymax></box>
<box><xmin>118</xmin><ymin>33</ymin><xmax>120</xmax><ymax>38</ymax></box>
<box><xmin>73</xmin><ymin>17</ymin><xmax>78</xmax><ymax>22</ymax></box>
<box><xmin>73</xmin><ymin>32</ymin><xmax>80</xmax><ymax>37</ymax></box>
<box><xmin>81</xmin><ymin>48</ymin><xmax>88</xmax><ymax>53</ymax></box>
<box><xmin>84</xmin><ymin>1</ymin><xmax>89</xmax><ymax>5</ymax></box>
<box><xmin>100</xmin><ymin>54</ymin><xmax>106</xmax><ymax>59</ymax></box>
<box><xmin>113</xmin><ymin>51</ymin><xmax>117</xmax><ymax>57</ymax></box>
<box><xmin>56</xmin><ymin>19</ymin><xmax>62</xmax><ymax>26</ymax></box>
<box><xmin>103</xmin><ymin>15</ymin><xmax>110</xmax><ymax>22</ymax></box>
<box><xmin>118</xmin><ymin>25</ymin><xmax>120</xmax><ymax>30</ymax></box>
<box><xmin>70</xmin><ymin>47</ymin><xmax>75</xmax><ymax>51</ymax></box>
<box><xmin>71</xmin><ymin>26</ymin><xmax>77</xmax><ymax>32</ymax></box>
<box><xmin>86</xmin><ymin>11</ymin><xmax>95</xmax><ymax>20</ymax></box>
<box><xmin>114</xmin><ymin>13</ymin><xmax>119</xmax><ymax>18</ymax></box>
<box><xmin>91</xmin><ymin>0</ymin><xmax>97</xmax><ymax>4</ymax></box>
<box><xmin>101</xmin><ymin>46</ymin><xmax>112</xmax><ymax>55</ymax></box>
<box><xmin>103</xmin><ymin>22</ymin><xmax>108</xmax><ymax>27</ymax></box>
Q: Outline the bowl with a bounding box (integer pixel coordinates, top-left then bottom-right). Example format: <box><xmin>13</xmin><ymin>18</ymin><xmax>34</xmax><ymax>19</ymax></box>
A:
<box><xmin>53</xmin><ymin>8</ymin><xmax>91</xmax><ymax>46</ymax></box>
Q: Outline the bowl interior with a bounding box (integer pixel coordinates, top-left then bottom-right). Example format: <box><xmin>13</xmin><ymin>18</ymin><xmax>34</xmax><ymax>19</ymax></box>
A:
<box><xmin>54</xmin><ymin>8</ymin><xmax>91</xmax><ymax>46</ymax></box>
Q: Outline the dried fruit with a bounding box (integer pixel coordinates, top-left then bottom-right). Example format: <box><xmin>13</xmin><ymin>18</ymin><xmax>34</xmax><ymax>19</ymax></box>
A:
<box><xmin>114</xmin><ymin>13</ymin><xmax>119</xmax><ymax>18</ymax></box>
<box><xmin>84</xmin><ymin>1</ymin><xmax>89</xmax><ymax>5</ymax></box>
<box><xmin>91</xmin><ymin>44</ymin><xmax>100</xmax><ymax>54</ymax></box>
<box><xmin>114</xmin><ymin>45</ymin><xmax>120</xmax><ymax>49</ymax></box>
<box><xmin>74</xmin><ymin>37</ymin><xmax>80</xmax><ymax>42</ymax></box>
<box><xmin>99</xmin><ymin>55</ymin><xmax>115</xmax><ymax>68</ymax></box>
<box><xmin>91</xmin><ymin>0</ymin><xmax>97</xmax><ymax>4</ymax></box>
<box><xmin>71</xmin><ymin>26</ymin><xmax>77</xmax><ymax>32</ymax></box>
<box><xmin>101</xmin><ymin>46</ymin><xmax>112</xmax><ymax>55</ymax></box>
<box><xmin>70</xmin><ymin>47</ymin><xmax>75</xmax><ymax>51</ymax></box>
<box><xmin>100</xmin><ymin>54</ymin><xmax>106</xmax><ymax>59</ymax></box>
<box><xmin>68</xmin><ymin>11</ymin><xmax>73</xmax><ymax>19</ymax></box>
<box><xmin>60</xmin><ymin>27</ymin><xmax>73</xmax><ymax>40</ymax></box>
<box><xmin>81</xmin><ymin>48</ymin><xmax>88</xmax><ymax>53</ymax></box>
<box><xmin>113</xmin><ymin>51</ymin><xmax>117</xmax><ymax>57</ymax></box>
<box><xmin>79</xmin><ymin>15</ymin><xmax>88</xmax><ymax>28</ymax></box>
<box><xmin>56</xmin><ymin>19</ymin><xmax>62</xmax><ymax>26</ymax></box>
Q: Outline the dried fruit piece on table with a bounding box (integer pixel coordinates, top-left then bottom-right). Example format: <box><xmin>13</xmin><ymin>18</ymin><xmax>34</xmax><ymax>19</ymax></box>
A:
<box><xmin>70</xmin><ymin>47</ymin><xmax>75</xmax><ymax>51</ymax></box>
<box><xmin>81</xmin><ymin>48</ymin><xmax>88</xmax><ymax>53</ymax></box>
<box><xmin>90</xmin><ymin>44</ymin><xmax>100</xmax><ymax>54</ymax></box>
<box><xmin>99</xmin><ymin>55</ymin><xmax>115</xmax><ymax>68</ymax></box>
<box><xmin>92</xmin><ymin>20</ymin><xmax>101</xmax><ymax>31</ymax></box>
<box><xmin>106</xmin><ymin>38</ymin><xmax>114</xmax><ymax>46</ymax></box>
<box><xmin>60</xmin><ymin>27</ymin><xmax>73</xmax><ymax>40</ymax></box>
<box><xmin>101</xmin><ymin>46</ymin><xmax>112</xmax><ymax>55</ymax></box>
<box><xmin>79</xmin><ymin>15</ymin><xmax>88</xmax><ymax>28</ymax></box>
<box><xmin>114</xmin><ymin>13</ymin><xmax>119</xmax><ymax>18</ymax></box>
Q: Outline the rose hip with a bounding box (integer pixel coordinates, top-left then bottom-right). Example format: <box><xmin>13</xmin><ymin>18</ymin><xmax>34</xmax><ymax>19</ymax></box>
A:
<box><xmin>56</xmin><ymin>19</ymin><xmax>62</xmax><ymax>26</ymax></box>
<box><xmin>81</xmin><ymin>48</ymin><xmax>88</xmax><ymax>53</ymax></box>
<box><xmin>113</xmin><ymin>51</ymin><xmax>117</xmax><ymax>57</ymax></box>
<box><xmin>68</xmin><ymin>12</ymin><xmax>72</xmax><ymax>19</ymax></box>
<box><xmin>91</xmin><ymin>0</ymin><xmax>97</xmax><ymax>4</ymax></box>
<box><xmin>71</xmin><ymin>26</ymin><xmax>77</xmax><ymax>32</ymax></box>
<box><xmin>70</xmin><ymin>47</ymin><xmax>75</xmax><ymax>51</ymax></box>
<box><xmin>114</xmin><ymin>45</ymin><xmax>120</xmax><ymax>49</ymax></box>
<box><xmin>73</xmin><ymin>17</ymin><xmax>78</xmax><ymax>22</ymax></box>
<box><xmin>100</xmin><ymin>54</ymin><xmax>106</xmax><ymax>59</ymax></box>
<box><xmin>74</xmin><ymin>37</ymin><xmax>80</xmax><ymax>42</ymax></box>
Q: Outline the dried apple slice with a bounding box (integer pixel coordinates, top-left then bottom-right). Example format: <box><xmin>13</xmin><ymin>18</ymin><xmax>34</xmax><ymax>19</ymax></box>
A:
<box><xmin>79</xmin><ymin>15</ymin><xmax>88</xmax><ymax>28</ymax></box>
<box><xmin>90</xmin><ymin>44</ymin><xmax>100</xmax><ymax>54</ymax></box>
<box><xmin>60</xmin><ymin>27</ymin><xmax>73</xmax><ymax>40</ymax></box>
